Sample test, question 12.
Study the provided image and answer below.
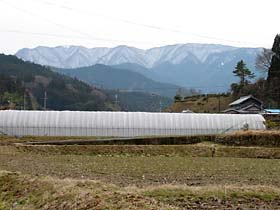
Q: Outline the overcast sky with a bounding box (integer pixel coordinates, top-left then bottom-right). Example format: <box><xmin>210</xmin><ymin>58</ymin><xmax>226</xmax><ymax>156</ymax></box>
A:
<box><xmin>0</xmin><ymin>0</ymin><xmax>279</xmax><ymax>54</ymax></box>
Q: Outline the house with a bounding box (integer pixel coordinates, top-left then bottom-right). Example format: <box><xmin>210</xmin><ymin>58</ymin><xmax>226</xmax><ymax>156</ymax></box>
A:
<box><xmin>223</xmin><ymin>95</ymin><xmax>264</xmax><ymax>114</ymax></box>
<box><xmin>263</xmin><ymin>109</ymin><xmax>280</xmax><ymax>123</ymax></box>
<box><xmin>264</xmin><ymin>109</ymin><xmax>280</xmax><ymax>114</ymax></box>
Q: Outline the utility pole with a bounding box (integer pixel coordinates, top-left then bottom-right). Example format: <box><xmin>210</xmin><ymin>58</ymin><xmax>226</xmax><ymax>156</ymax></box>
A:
<box><xmin>23</xmin><ymin>92</ymin><xmax>26</xmax><ymax>110</ymax></box>
<box><xmin>43</xmin><ymin>91</ymin><xmax>48</xmax><ymax>110</ymax></box>
<box><xmin>115</xmin><ymin>94</ymin><xmax>119</xmax><ymax>105</ymax></box>
<box><xmin>218</xmin><ymin>95</ymin><xmax>221</xmax><ymax>113</ymax></box>
<box><xmin>159</xmin><ymin>99</ymin><xmax>162</xmax><ymax>112</ymax></box>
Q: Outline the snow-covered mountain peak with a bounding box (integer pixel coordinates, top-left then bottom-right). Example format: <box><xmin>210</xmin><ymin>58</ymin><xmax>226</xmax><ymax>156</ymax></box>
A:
<box><xmin>16</xmin><ymin>43</ymin><xmax>256</xmax><ymax>69</ymax></box>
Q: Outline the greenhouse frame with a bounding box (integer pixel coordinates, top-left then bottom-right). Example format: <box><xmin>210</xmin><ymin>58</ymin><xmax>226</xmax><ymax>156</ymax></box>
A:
<box><xmin>0</xmin><ymin>110</ymin><xmax>266</xmax><ymax>137</ymax></box>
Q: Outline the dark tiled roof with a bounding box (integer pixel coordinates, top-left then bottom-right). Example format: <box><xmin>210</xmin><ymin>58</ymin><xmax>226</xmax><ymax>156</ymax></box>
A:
<box><xmin>229</xmin><ymin>95</ymin><xmax>262</xmax><ymax>106</ymax></box>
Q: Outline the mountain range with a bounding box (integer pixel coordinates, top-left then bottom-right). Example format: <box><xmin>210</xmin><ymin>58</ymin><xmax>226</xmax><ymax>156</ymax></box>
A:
<box><xmin>16</xmin><ymin>43</ymin><xmax>243</xmax><ymax>68</ymax></box>
<box><xmin>16</xmin><ymin>43</ymin><xmax>263</xmax><ymax>93</ymax></box>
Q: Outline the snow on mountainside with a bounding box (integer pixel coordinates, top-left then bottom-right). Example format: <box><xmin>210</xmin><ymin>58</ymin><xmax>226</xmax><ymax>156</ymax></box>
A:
<box><xmin>96</xmin><ymin>45</ymin><xmax>149</xmax><ymax>67</ymax></box>
<box><xmin>16</xmin><ymin>44</ymin><xmax>262</xmax><ymax>92</ymax></box>
<box><xmin>16</xmin><ymin>43</ymin><xmax>242</xmax><ymax>69</ymax></box>
<box><xmin>146</xmin><ymin>44</ymin><xmax>236</xmax><ymax>66</ymax></box>
<box><xmin>16</xmin><ymin>46</ymin><xmax>110</xmax><ymax>68</ymax></box>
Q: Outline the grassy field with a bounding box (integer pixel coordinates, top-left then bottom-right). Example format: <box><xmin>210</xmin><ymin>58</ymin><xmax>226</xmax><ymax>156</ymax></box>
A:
<box><xmin>1</xmin><ymin>135</ymin><xmax>280</xmax><ymax>209</ymax></box>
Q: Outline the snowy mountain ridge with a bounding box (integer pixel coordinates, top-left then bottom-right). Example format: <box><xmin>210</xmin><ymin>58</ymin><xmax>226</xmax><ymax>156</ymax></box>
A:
<box><xmin>16</xmin><ymin>43</ymin><xmax>242</xmax><ymax>69</ymax></box>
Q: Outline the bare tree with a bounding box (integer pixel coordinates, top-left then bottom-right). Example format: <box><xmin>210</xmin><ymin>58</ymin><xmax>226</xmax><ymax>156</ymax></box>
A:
<box><xmin>255</xmin><ymin>48</ymin><xmax>273</xmax><ymax>72</ymax></box>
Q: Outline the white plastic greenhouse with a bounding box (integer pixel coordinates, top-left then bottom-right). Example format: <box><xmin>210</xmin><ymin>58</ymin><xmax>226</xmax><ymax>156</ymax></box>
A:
<box><xmin>0</xmin><ymin>110</ymin><xmax>266</xmax><ymax>137</ymax></box>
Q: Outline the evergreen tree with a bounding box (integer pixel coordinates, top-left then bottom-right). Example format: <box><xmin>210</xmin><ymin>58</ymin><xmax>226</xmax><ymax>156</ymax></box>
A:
<box><xmin>267</xmin><ymin>34</ymin><xmax>280</xmax><ymax>107</ymax></box>
<box><xmin>233</xmin><ymin>60</ymin><xmax>255</xmax><ymax>86</ymax></box>
<box><xmin>231</xmin><ymin>60</ymin><xmax>255</xmax><ymax>96</ymax></box>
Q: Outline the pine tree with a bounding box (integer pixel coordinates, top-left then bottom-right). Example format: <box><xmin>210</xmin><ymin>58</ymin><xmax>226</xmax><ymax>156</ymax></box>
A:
<box><xmin>267</xmin><ymin>34</ymin><xmax>280</xmax><ymax>107</ymax></box>
<box><xmin>232</xmin><ymin>60</ymin><xmax>255</xmax><ymax>96</ymax></box>
<box><xmin>233</xmin><ymin>60</ymin><xmax>255</xmax><ymax>86</ymax></box>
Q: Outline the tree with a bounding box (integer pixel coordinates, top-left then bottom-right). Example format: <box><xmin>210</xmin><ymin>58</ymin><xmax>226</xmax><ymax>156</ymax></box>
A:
<box><xmin>231</xmin><ymin>60</ymin><xmax>255</xmax><ymax>97</ymax></box>
<box><xmin>174</xmin><ymin>94</ymin><xmax>182</xmax><ymax>102</ymax></box>
<box><xmin>255</xmin><ymin>48</ymin><xmax>273</xmax><ymax>72</ymax></box>
<box><xmin>233</xmin><ymin>60</ymin><xmax>255</xmax><ymax>86</ymax></box>
<box><xmin>267</xmin><ymin>34</ymin><xmax>280</xmax><ymax>107</ymax></box>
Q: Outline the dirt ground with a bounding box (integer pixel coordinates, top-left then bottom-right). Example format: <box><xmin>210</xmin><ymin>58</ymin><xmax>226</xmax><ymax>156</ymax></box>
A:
<box><xmin>1</xmin><ymin>140</ymin><xmax>280</xmax><ymax>209</ymax></box>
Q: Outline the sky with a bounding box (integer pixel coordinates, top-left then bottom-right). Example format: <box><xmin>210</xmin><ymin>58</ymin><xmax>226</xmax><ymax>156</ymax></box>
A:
<box><xmin>0</xmin><ymin>0</ymin><xmax>279</xmax><ymax>54</ymax></box>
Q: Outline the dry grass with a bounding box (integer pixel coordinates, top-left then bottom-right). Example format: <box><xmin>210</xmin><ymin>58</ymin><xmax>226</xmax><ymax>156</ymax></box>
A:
<box><xmin>1</xmin><ymin>132</ymin><xmax>280</xmax><ymax>209</ymax></box>
<box><xmin>141</xmin><ymin>184</ymin><xmax>280</xmax><ymax>209</ymax></box>
<box><xmin>2</xmin><ymin>130</ymin><xmax>280</xmax><ymax>147</ymax></box>
<box><xmin>166</xmin><ymin>95</ymin><xmax>233</xmax><ymax>113</ymax></box>
<box><xmin>225</xmin><ymin>130</ymin><xmax>280</xmax><ymax>137</ymax></box>
<box><xmin>14</xmin><ymin>142</ymin><xmax>280</xmax><ymax>159</ymax></box>
<box><xmin>0</xmin><ymin>171</ymin><xmax>172</xmax><ymax>210</ymax></box>
<box><xmin>1</xmin><ymin>171</ymin><xmax>279</xmax><ymax>210</ymax></box>
<box><xmin>1</xmin><ymin>146</ymin><xmax>280</xmax><ymax>188</ymax></box>
<box><xmin>220</xmin><ymin>130</ymin><xmax>280</xmax><ymax>147</ymax></box>
<box><xmin>0</xmin><ymin>135</ymin><xmax>107</xmax><ymax>145</ymax></box>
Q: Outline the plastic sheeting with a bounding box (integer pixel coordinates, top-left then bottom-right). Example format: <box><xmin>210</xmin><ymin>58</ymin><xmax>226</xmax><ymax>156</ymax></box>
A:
<box><xmin>0</xmin><ymin>110</ymin><xmax>266</xmax><ymax>137</ymax></box>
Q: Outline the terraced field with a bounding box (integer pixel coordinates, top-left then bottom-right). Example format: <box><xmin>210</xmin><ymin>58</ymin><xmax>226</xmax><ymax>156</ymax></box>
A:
<box><xmin>0</xmin><ymin>133</ymin><xmax>280</xmax><ymax>209</ymax></box>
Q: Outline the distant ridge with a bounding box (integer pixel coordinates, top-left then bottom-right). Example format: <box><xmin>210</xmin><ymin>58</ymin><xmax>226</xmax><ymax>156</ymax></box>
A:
<box><xmin>16</xmin><ymin>43</ymin><xmax>263</xmax><ymax>92</ymax></box>
<box><xmin>16</xmin><ymin>43</ymin><xmax>240</xmax><ymax>69</ymax></box>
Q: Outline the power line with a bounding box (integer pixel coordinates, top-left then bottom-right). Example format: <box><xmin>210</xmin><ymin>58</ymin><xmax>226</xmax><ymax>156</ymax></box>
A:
<box><xmin>92</xmin><ymin>84</ymin><xmax>230</xmax><ymax>91</ymax></box>
<box><xmin>0</xmin><ymin>1</ymin><xmax>165</xmax><ymax>46</ymax></box>
<box><xmin>0</xmin><ymin>29</ymin><xmax>164</xmax><ymax>46</ymax></box>
<box><xmin>60</xmin><ymin>73</ymin><xmax>231</xmax><ymax>91</ymax></box>
<box><xmin>0</xmin><ymin>30</ymin><xmax>86</xmax><ymax>40</ymax></box>
<box><xmin>1</xmin><ymin>0</ymin><xmax>268</xmax><ymax>47</ymax></box>
<box><xmin>31</xmin><ymin>0</ymin><xmax>268</xmax><ymax>47</ymax></box>
<box><xmin>93</xmin><ymin>84</ymin><xmax>280</xmax><ymax>94</ymax></box>
<box><xmin>33</xmin><ymin>0</ymin><xmax>170</xmax><ymax>31</ymax></box>
<box><xmin>68</xmin><ymin>76</ymin><xmax>265</xmax><ymax>92</ymax></box>
<box><xmin>1</xmin><ymin>1</ymin><xmax>87</xmax><ymax>38</ymax></box>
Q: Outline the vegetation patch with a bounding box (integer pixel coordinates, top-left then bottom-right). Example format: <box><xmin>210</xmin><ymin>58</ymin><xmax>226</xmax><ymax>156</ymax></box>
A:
<box><xmin>2</xmin><ymin>130</ymin><xmax>280</xmax><ymax>147</ymax></box>
<box><xmin>14</xmin><ymin>143</ymin><xmax>280</xmax><ymax>159</ymax></box>
<box><xmin>1</xmin><ymin>171</ymin><xmax>279</xmax><ymax>210</ymax></box>
<box><xmin>219</xmin><ymin>130</ymin><xmax>280</xmax><ymax>147</ymax></box>
<box><xmin>1</xmin><ymin>139</ymin><xmax>280</xmax><ymax>209</ymax></box>
<box><xmin>1</xmin><ymin>148</ymin><xmax>280</xmax><ymax>188</ymax></box>
<box><xmin>167</xmin><ymin>94</ymin><xmax>233</xmax><ymax>113</ymax></box>
<box><xmin>0</xmin><ymin>135</ymin><xmax>106</xmax><ymax>145</ymax></box>
<box><xmin>0</xmin><ymin>171</ymin><xmax>170</xmax><ymax>210</ymax></box>
<box><xmin>142</xmin><ymin>185</ymin><xmax>280</xmax><ymax>209</ymax></box>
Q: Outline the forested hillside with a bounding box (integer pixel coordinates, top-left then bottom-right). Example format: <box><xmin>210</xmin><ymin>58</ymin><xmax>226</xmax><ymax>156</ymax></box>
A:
<box><xmin>54</xmin><ymin>64</ymin><xmax>182</xmax><ymax>98</ymax></box>
<box><xmin>0</xmin><ymin>54</ymin><xmax>118</xmax><ymax>111</ymax></box>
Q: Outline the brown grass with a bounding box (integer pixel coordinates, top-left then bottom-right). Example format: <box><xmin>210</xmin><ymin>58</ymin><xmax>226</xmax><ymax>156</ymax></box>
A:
<box><xmin>1</xmin><ymin>171</ymin><xmax>279</xmax><ymax>210</ymax></box>
<box><xmin>0</xmin><ymin>135</ymin><xmax>105</xmax><ymax>145</ymax></box>
<box><xmin>14</xmin><ymin>142</ymin><xmax>280</xmax><ymax>159</ymax></box>
<box><xmin>220</xmin><ymin>130</ymin><xmax>280</xmax><ymax>147</ymax></box>
<box><xmin>1</xmin><ymin>134</ymin><xmax>280</xmax><ymax>209</ymax></box>
<box><xmin>2</xmin><ymin>130</ymin><xmax>280</xmax><ymax>147</ymax></box>
<box><xmin>0</xmin><ymin>171</ymin><xmax>172</xmax><ymax>210</ymax></box>
<box><xmin>1</xmin><ymin>146</ymin><xmax>280</xmax><ymax>188</ymax></box>
<box><xmin>166</xmin><ymin>94</ymin><xmax>233</xmax><ymax>113</ymax></box>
